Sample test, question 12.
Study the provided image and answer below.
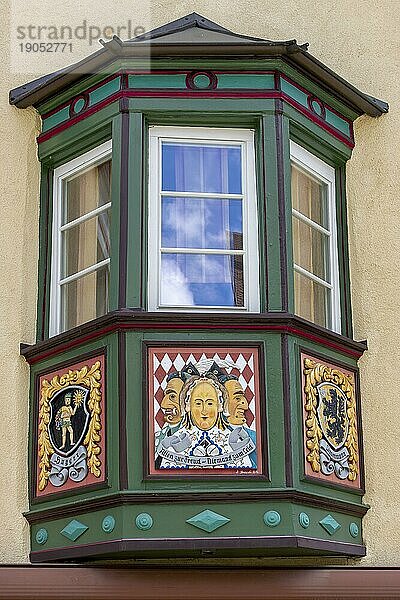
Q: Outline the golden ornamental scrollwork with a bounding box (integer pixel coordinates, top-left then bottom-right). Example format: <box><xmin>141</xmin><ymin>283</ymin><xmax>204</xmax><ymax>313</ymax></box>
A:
<box><xmin>38</xmin><ymin>361</ymin><xmax>103</xmax><ymax>491</ymax></box>
<box><xmin>303</xmin><ymin>358</ymin><xmax>359</xmax><ymax>482</ymax></box>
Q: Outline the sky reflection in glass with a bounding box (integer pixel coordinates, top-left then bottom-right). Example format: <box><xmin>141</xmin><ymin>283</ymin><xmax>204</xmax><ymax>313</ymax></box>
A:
<box><xmin>161</xmin><ymin>254</ymin><xmax>244</xmax><ymax>307</ymax></box>
<box><xmin>162</xmin><ymin>143</ymin><xmax>242</xmax><ymax>194</ymax></box>
<box><xmin>161</xmin><ymin>197</ymin><xmax>243</xmax><ymax>250</ymax></box>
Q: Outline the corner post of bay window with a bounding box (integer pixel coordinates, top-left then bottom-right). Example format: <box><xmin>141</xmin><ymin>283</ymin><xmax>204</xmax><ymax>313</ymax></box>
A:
<box><xmin>274</xmin><ymin>102</ymin><xmax>293</xmax><ymax>314</ymax></box>
<box><xmin>37</xmin><ymin>162</ymin><xmax>53</xmax><ymax>342</ymax></box>
<box><xmin>261</xmin><ymin>113</ymin><xmax>281</xmax><ymax>312</ymax></box>
<box><xmin>108</xmin><ymin>116</ymin><xmax>122</xmax><ymax>313</ymax></box>
<box><xmin>111</xmin><ymin>104</ymin><xmax>130</xmax><ymax>311</ymax></box>
<box><xmin>336</xmin><ymin>164</ymin><xmax>353</xmax><ymax>338</ymax></box>
<box><xmin>126</xmin><ymin>112</ymin><xmax>144</xmax><ymax>310</ymax></box>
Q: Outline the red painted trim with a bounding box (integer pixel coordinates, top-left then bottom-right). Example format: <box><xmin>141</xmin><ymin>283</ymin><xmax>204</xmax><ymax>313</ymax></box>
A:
<box><xmin>27</xmin><ymin>321</ymin><xmax>363</xmax><ymax>365</ymax></box>
<box><xmin>42</xmin><ymin>71</ymin><xmax>276</xmax><ymax>120</ymax></box>
<box><xmin>38</xmin><ymin>87</ymin><xmax>352</xmax><ymax>148</ymax></box>
<box><xmin>42</xmin><ymin>73</ymin><xmax>121</xmax><ymax>119</ymax></box>
<box><xmin>280</xmin><ymin>72</ymin><xmax>353</xmax><ymax>126</ymax></box>
<box><xmin>185</xmin><ymin>71</ymin><xmax>218</xmax><ymax>90</ymax></box>
<box><xmin>125</xmin><ymin>69</ymin><xmax>277</xmax><ymax>75</ymax></box>
<box><xmin>38</xmin><ymin>91</ymin><xmax>124</xmax><ymax>142</ymax></box>
<box><xmin>282</xmin><ymin>93</ymin><xmax>354</xmax><ymax>148</ymax></box>
<box><xmin>38</xmin><ymin>70</ymin><xmax>353</xmax><ymax>147</ymax></box>
<box><xmin>280</xmin><ymin>72</ymin><xmax>353</xmax><ymax>141</ymax></box>
<box><xmin>37</xmin><ymin>89</ymin><xmax>280</xmax><ymax>143</ymax></box>
<box><xmin>126</xmin><ymin>89</ymin><xmax>279</xmax><ymax>97</ymax></box>
<box><xmin>69</xmin><ymin>93</ymin><xmax>89</xmax><ymax>119</ymax></box>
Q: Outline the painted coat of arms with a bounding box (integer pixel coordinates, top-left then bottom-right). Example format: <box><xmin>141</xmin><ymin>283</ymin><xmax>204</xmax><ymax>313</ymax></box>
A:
<box><xmin>148</xmin><ymin>347</ymin><xmax>262</xmax><ymax>476</ymax></box>
<box><xmin>302</xmin><ymin>354</ymin><xmax>360</xmax><ymax>488</ymax></box>
<box><xmin>36</xmin><ymin>356</ymin><xmax>105</xmax><ymax>496</ymax></box>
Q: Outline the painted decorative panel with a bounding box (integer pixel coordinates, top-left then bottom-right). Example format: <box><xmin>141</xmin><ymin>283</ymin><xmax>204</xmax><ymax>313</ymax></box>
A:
<box><xmin>35</xmin><ymin>354</ymin><xmax>106</xmax><ymax>497</ymax></box>
<box><xmin>147</xmin><ymin>346</ymin><xmax>264</xmax><ymax>476</ymax></box>
<box><xmin>301</xmin><ymin>353</ymin><xmax>361</xmax><ymax>489</ymax></box>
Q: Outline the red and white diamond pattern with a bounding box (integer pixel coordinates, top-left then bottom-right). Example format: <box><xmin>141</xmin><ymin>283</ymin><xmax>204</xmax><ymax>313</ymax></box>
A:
<box><xmin>152</xmin><ymin>349</ymin><xmax>257</xmax><ymax>431</ymax></box>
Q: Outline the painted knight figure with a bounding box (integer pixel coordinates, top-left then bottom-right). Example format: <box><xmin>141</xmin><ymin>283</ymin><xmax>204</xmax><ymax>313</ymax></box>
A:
<box><xmin>36</xmin><ymin>356</ymin><xmax>105</xmax><ymax>497</ymax></box>
<box><xmin>49</xmin><ymin>387</ymin><xmax>89</xmax><ymax>486</ymax></box>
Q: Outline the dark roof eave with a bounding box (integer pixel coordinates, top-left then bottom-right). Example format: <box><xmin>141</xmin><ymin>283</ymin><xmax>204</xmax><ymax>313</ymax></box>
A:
<box><xmin>9</xmin><ymin>46</ymin><xmax>111</xmax><ymax>108</ymax></box>
<box><xmin>289</xmin><ymin>49</ymin><xmax>388</xmax><ymax>117</ymax></box>
<box><xmin>9</xmin><ymin>40</ymin><xmax>388</xmax><ymax>117</ymax></box>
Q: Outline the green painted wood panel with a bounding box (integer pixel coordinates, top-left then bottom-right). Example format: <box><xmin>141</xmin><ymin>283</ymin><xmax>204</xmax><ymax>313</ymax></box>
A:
<box><xmin>128</xmin><ymin>74</ymin><xmax>187</xmax><ymax>89</ymax></box>
<box><xmin>89</xmin><ymin>76</ymin><xmax>121</xmax><ymax>104</ymax></box>
<box><xmin>325</xmin><ymin>108</ymin><xmax>351</xmax><ymax>136</ymax></box>
<box><xmin>42</xmin><ymin>106</ymin><xmax>70</xmax><ymax>133</ymax></box>
<box><xmin>38</xmin><ymin>103</ymin><xmax>117</xmax><ymax>162</ymax></box>
<box><xmin>109</xmin><ymin>115</ymin><xmax>122</xmax><ymax>313</ymax></box>
<box><xmin>126</xmin><ymin>113</ymin><xmax>144</xmax><ymax>309</ymax></box>
<box><xmin>262</xmin><ymin>114</ymin><xmax>282</xmax><ymax>312</ymax></box>
<box><xmin>281</xmin><ymin>78</ymin><xmax>309</xmax><ymax>107</ymax></box>
<box><xmin>30</xmin><ymin>501</ymin><xmax>363</xmax><ymax>556</ymax></box>
<box><xmin>217</xmin><ymin>73</ymin><xmax>275</xmax><ymax>89</ymax></box>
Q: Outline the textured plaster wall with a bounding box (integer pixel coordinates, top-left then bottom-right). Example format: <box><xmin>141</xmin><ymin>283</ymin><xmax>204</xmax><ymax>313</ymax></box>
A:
<box><xmin>1</xmin><ymin>0</ymin><xmax>398</xmax><ymax>565</ymax></box>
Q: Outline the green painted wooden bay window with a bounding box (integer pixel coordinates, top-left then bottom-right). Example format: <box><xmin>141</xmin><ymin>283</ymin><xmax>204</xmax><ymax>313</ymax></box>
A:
<box><xmin>11</xmin><ymin>13</ymin><xmax>388</xmax><ymax>562</ymax></box>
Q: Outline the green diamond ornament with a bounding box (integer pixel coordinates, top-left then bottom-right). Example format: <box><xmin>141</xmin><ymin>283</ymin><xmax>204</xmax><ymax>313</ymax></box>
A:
<box><xmin>319</xmin><ymin>514</ymin><xmax>341</xmax><ymax>536</ymax></box>
<box><xmin>60</xmin><ymin>519</ymin><xmax>88</xmax><ymax>541</ymax></box>
<box><xmin>186</xmin><ymin>509</ymin><xmax>230</xmax><ymax>533</ymax></box>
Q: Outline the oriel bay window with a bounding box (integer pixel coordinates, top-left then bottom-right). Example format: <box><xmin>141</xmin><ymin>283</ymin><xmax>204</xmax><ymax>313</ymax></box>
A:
<box><xmin>12</xmin><ymin>13</ymin><xmax>387</xmax><ymax>562</ymax></box>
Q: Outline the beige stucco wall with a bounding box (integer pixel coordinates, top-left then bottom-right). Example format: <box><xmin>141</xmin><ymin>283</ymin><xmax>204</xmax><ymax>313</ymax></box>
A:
<box><xmin>0</xmin><ymin>0</ymin><xmax>398</xmax><ymax>565</ymax></box>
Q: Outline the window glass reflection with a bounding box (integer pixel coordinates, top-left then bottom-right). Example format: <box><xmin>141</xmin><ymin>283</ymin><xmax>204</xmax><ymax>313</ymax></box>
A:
<box><xmin>162</xmin><ymin>143</ymin><xmax>242</xmax><ymax>194</ymax></box>
<box><xmin>291</xmin><ymin>164</ymin><xmax>328</xmax><ymax>228</ymax></box>
<box><xmin>161</xmin><ymin>254</ymin><xmax>244</xmax><ymax>307</ymax></box>
<box><xmin>61</xmin><ymin>211</ymin><xmax>110</xmax><ymax>278</ymax></box>
<box><xmin>61</xmin><ymin>265</ymin><xmax>109</xmax><ymax>331</ymax></box>
<box><xmin>63</xmin><ymin>160</ymin><xmax>111</xmax><ymax>224</ymax></box>
<box><xmin>161</xmin><ymin>197</ymin><xmax>243</xmax><ymax>250</ymax></box>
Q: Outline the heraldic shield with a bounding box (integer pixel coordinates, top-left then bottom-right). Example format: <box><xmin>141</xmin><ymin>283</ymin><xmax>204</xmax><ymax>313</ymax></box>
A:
<box><xmin>302</xmin><ymin>355</ymin><xmax>360</xmax><ymax>487</ymax></box>
<box><xmin>316</xmin><ymin>382</ymin><xmax>350</xmax><ymax>479</ymax></box>
<box><xmin>48</xmin><ymin>386</ymin><xmax>90</xmax><ymax>487</ymax></box>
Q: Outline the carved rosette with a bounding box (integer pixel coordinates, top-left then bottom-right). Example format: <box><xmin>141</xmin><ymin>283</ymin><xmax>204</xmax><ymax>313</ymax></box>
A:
<box><xmin>303</xmin><ymin>357</ymin><xmax>359</xmax><ymax>485</ymax></box>
<box><xmin>38</xmin><ymin>360</ymin><xmax>103</xmax><ymax>492</ymax></box>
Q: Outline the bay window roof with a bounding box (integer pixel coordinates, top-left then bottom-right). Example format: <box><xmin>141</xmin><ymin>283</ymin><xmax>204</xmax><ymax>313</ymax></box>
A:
<box><xmin>10</xmin><ymin>12</ymin><xmax>388</xmax><ymax>116</ymax></box>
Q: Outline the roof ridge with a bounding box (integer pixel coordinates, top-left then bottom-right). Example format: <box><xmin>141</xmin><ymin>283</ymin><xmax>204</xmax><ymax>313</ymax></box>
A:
<box><xmin>130</xmin><ymin>13</ymin><xmax>234</xmax><ymax>42</ymax></box>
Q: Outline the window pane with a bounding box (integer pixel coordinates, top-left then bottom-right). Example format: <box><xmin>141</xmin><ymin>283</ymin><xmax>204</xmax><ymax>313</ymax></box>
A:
<box><xmin>291</xmin><ymin>164</ymin><xmax>328</xmax><ymax>228</ymax></box>
<box><xmin>160</xmin><ymin>254</ymin><xmax>244</xmax><ymax>307</ymax></box>
<box><xmin>162</xmin><ymin>143</ymin><xmax>242</xmax><ymax>194</ymax></box>
<box><xmin>61</xmin><ymin>265</ymin><xmax>109</xmax><ymax>331</ymax></box>
<box><xmin>292</xmin><ymin>215</ymin><xmax>330</xmax><ymax>282</ymax></box>
<box><xmin>61</xmin><ymin>210</ymin><xmax>110</xmax><ymax>278</ymax></box>
<box><xmin>63</xmin><ymin>159</ymin><xmax>111</xmax><ymax>224</ymax></box>
<box><xmin>294</xmin><ymin>270</ymin><xmax>331</xmax><ymax>328</ymax></box>
<box><xmin>161</xmin><ymin>197</ymin><xmax>243</xmax><ymax>250</ymax></box>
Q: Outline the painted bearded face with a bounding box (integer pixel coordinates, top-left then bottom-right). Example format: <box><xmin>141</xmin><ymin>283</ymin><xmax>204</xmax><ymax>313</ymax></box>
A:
<box><xmin>190</xmin><ymin>381</ymin><xmax>219</xmax><ymax>431</ymax></box>
<box><xmin>224</xmin><ymin>379</ymin><xmax>248</xmax><ymax>425</ymax></box>
<box><xmin>161</xmin><ymin>377</ymin><xmax>183</xmax><ymax>425</ymax></box>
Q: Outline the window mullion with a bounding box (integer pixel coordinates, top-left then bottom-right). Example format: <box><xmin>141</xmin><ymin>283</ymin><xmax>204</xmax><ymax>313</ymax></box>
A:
<box><xmin>294</xmin><ymin>263</ymin><xmax>333</xmax><ymax>289</ymax></box>
<box><xmin>60</xmin><ymin>202</ymin><xmax>111</xmax><ymax>232</ymax></box>
<box><xmin>160</xmin><ymin>191</ymin><xmax>244</xmax><ymax>199</ymax></box>
<box><xmin>59</xmin><ymin>257</ymin><xmax>111</xmax><ymax>286</ymax></box>
<box><xmin>292</xmin><ymin>209</ymin><xmax>331</xmax><ymax>236</ymax></box>
<box><xmin>160</xmin><ymin>248</ymin><xmax>246</xmax><ymax>255</ymax></box>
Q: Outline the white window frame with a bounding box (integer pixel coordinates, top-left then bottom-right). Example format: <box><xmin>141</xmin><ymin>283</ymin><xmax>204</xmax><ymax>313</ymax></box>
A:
<box><xmin>148</xmin><ymin>126</ymin><xmax>260</xmax><ymax>313</ymax></box>
<box><xmin>290</xmin><ymin>140</ymin><xmax>341</xmax><ymax>333</ymax></box>
<box><xmin>49</xmin><ymin>140</ymin><xmax>112</xmax><ymax>337</ymax></box>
